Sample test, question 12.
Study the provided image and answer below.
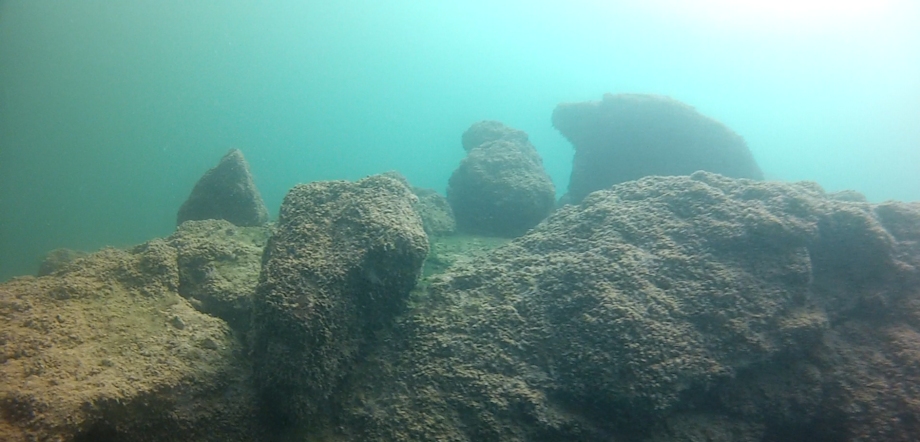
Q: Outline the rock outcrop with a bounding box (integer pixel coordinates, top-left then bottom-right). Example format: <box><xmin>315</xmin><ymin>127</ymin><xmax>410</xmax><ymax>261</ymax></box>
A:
<box><xmin>0</xmin><ymin>239</ymin><xmax>266</xmax><ymax>441</ymax></box>
<box><xmin>6</xmin><ymin>169</ymin><xmax>920</xmax><ymax>441</ymax></box>
<box><xmin>553</xmin><ymin>93</ymin><xmax>764</xmax><ymax>203</ymax></box>
<box><xmin>176</xmin><ymin>149</ymin><xmax>269</xmax><ymax>227</ymax></box>
<box><xmin>447</xmin><ymin>121</ymin><xmax>556</xmax><ymax>237</ymax></box>
<box><xmin>251</xmin><ymin>174</ymin><xmax>429</xmax><ymax>427</ymax></box>
<box><xmin>330</xmin><ymin>172</ymin><xmax>920</xmax><ymax>441</ymax></box>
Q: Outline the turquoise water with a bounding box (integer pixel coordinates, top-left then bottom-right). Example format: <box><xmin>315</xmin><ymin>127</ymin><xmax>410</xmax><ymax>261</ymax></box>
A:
<box><xmin>1</xmin><ymin>1</ymin><xmax>918</xmax><ymax>281</ymax></box>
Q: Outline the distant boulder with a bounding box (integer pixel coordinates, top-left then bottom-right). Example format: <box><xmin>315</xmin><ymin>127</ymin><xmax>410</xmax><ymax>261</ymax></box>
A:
<box><xmin>552</xmin><ymin>93</ymin><xmax>764</xmax><ymax>203</ymax></box>
<box><xmin>447</xmin><ymin>121</ymin><xmax>556</xmax><ymax>237</ymax></box>
<box><xmin>460</xmin><ymin>119</ymin><xmax>529</xmax><ymax>152</ymax></box>
<box><xmin>177</xmin><ymin>149</ymin><xmax>269</xmax><ymax>227</ymax></box>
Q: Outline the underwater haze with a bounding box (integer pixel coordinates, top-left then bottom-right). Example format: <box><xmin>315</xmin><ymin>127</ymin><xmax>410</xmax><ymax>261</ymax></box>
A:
<box><xmin>1</xmin><ymin>0</ymin><xmax>919</xmax><ymax>281</ymax></box>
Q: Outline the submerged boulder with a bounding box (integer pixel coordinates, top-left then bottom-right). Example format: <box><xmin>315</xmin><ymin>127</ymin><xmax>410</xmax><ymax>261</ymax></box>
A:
<box><xmin>330</xmin><ymin>172</ymin><xmax>920</xmax><ymax>441</ymax></box>
<box><xmin>553</xmin><ymin>93</ymin><xmax>764</xmax><ymax>203</ymax></box>
<box><xmin>0</xmin><ymin>239</ymin><xmax>265</xmax><ymax>441</ymax></box>
<box><xmin>251</xmin><ymin>174</ymin><xmax>429</xmax><ymax>426</ymax></box>
<box><xmin>447</xmin><ymin>121</ymin><xmax>556</xmax><ymax>237</ymax></box>
<box><xmin>177</xmin><ymin>149</ymin><xmax>269</xmax><ymax>227</ymax></box>
<box><xmin>460</xmin><ymin>119</ymin><xmax>529</xmax><ymax>152</ymax></box>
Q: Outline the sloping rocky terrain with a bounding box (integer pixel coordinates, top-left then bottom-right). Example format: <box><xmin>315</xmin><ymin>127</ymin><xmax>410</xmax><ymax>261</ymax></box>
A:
<box><xmin>2</xmin><ymin>172</ymin><xmax>919</xmax><ymax>441</ymax></box>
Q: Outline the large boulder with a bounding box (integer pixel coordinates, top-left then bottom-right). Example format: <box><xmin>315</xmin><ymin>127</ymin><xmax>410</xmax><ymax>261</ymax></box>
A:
<box><xmin>0</xmin><ymin>239</ymin><xmax>266</xmax><ymax>441</ymax></box>
<box><xmin>553</xmin><ymin>93</ymin><xmax>764</xmax><ymax>203</ymax></box>
<box><xmin>327</xmin><ymin>172</ymin><xmax>920</xmax><ymax>441</ymax></box>
<box><xmin>447</xmin><ymin>121</ymin><xmax>556</xmax><ymax>237</ymax></box>
<box><xmin>177</xmin><ymin>149</ymin><xmax>269</xmax><ymax>227</ymax></box>
<box><xmin>251</xmin><ymin>174</ymin><xmax>429</xmax><ymax>427</ymax></box>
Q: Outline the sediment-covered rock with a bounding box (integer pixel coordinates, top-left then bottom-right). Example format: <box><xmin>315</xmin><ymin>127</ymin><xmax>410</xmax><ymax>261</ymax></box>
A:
<box><xmin>379</xmin><ymin>171</ymin><xmax>457</xmax><ymax>237</ymax></box>
<box><xmin>447</xmin><ymin>121</ymin><xmax>556</xmax><ymax>237</ymax></box>
<box><xmin>251</xmin><ymin>174</ymin><xmax>429</xmax><ymax>427</ymax></box>
<box><xmin>553</xmin><ymin>93</ymin><xmax>764</xmax><ymax>203</ymax></box>
<box><xmin>176</xmin><ymin>148</ymin><xmax>269</xmax><ymax>227</ymax></box>
<box><xmin>0</xmin><ymin>240</ymin><xmax>265</xmax><ymax>441</ymax></box>
<box><xmin>460</xmin><ymin>119</ymin><xmax>529</xmax><ymax>152</ymax></box>
<box><xmin>36</xmin><ymin>248</ymin><xmax>87</xmax><ymax>276</ymax></box>
<box><xmin>169</xmin><ymin>219</ymin><xmax>271</xmax><ymax>332</ymax></box>
<box><xmin>331</xmin><ymin>172</ymin><xmax>920</xmax><ymax>441</ymax></box>
<box><xmin>412</xmin><ymin>188</ymin><xmax>456</xmax><ymax>237</ymax></box>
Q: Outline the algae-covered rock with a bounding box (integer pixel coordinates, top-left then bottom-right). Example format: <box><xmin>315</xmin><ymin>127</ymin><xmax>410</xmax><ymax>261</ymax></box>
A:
<box><xmin>447</xmin><ymin>121</ymin><xmax>556</xmax><ymax>237</ymax></box>
<box><xmin>169</xmin><ymin>219</ymin><xmax>271</xmax><ymax>332</ymax></box>
<box><xmin>177</xmin><ymin>148</ymin><xmax>269</xmax><ymax>227</ymax></box>
<box><xmin>332</xmin><ymin>172</ymin><xmax>920</xmax><ymax>441</ymax></box>
<box><xmin>553</xmin><ymin>93</ymin><xmax>764</xmax><ymax>203</ymax></box>
<box><xmin>0</xmin><ymin>240</ymin><xmax>265</xmax><ymax>441</ymax></box>
<box><xmin>251</xmin><ymin>174</ymin><xmax>429</xmax><ymax>427</ymax></box>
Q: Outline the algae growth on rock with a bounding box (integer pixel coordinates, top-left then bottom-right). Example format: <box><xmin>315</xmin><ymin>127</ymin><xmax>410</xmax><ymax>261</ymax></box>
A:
<box><xmin>3</xmin><ymin>165</ymin><xmax>920</xmax><ymax>442</ymax></box>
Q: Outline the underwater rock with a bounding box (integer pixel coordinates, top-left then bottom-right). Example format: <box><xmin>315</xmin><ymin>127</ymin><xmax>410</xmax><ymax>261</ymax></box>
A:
<box><xmin>0</xmin><ymin>240</ymin><xmax>266</xmax><ymax>441</ymax></box>
<box><xmin>331</xmin><ymin>172</ymin><xmax>920</xmax><ymax>441</ymax></box>
<box><xmin>460</xmin><ymin>119</ymin><xmax>529</xmax><ymax>152</ymax></box>
<box><xmin>447</xmin><ymin>121</ymin><xmax>556</xmax><ymax>237</ymax></box>
<box><xmin>412</xmin><ymin>187</ymin><xmax>456</xmax><ymax>237</ymax></box>
<box><xmin>552</xmin><ymin>93</ymin><xmax>764</xmax><ymax>203</ymax></box>
<box><xmin>176</xmin><ymin>148</ymin><xmax>269</xmax><ymax>227</ymax></box>
<box><xmin>828</xmin><ymin>189</ymin><xmax>868</xmax><ymax>202</ymax></box>
<box><xmin>169</xmin><ymin>219</ymin><xmax>271</xmax><ymax>333</ymax></box>
<box><xmin>379</xmin><ymin>170</ymin><xmax>457</xmax><ymax>237</ymax></box>
<box><xmin>36</xmin><ymin>248</ymin><xmax>87</xmax><ymax>276</ymax></box>
<box><xmin>251</xmin><ymin>174</ymin><xmax>429</xmax><ymax>426</ymax></box>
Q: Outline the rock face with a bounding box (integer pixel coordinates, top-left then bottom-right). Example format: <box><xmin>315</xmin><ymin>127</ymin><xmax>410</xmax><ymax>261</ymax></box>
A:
<box><xmin>412</xmin><ymin>188</ymin><xmax>456</xmax><ymax>237</ymax></box>
<box><xmin>170</xmin><ymin>219</ymin><xmax>271</xmax><ymax>332</ymax></box>
<box><xmin>0</xmin><ymin>239</ymin><xmax>266</xmax><ymax>441</ymax></box>
<box><xmin>176</xmin><ymin>149</ymin><xmax>269</xmax><ymax>227</ymax></box>
<box><xmin>553</xmin><ymin>93</ymin><xmax>764</xmax><ymax>203</ymax></box>
<box><xmin>251</xmin><ymin>174</ymin><xmax>429</xmax><ymax>426</ymax></box>
<box><xmin>329</xmin><ymin>172</ymin><xmax>920</xmax><ymax>441</ymax></box>
<box><xmin>447</xmin><ymin>121</ymin><xmax>556</xmax><ymax>237</ymax></box>
<box><xmin>379</xmin><ymin>170</ymin><xmax>457</xmax><ymax>237</ymax></box>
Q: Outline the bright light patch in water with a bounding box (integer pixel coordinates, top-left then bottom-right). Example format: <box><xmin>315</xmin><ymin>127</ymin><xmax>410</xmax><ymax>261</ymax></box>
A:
<box><xmin>644</xmin><ymin>0</ymin><xmax>900</xmax><ymax>35</ymax></box>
